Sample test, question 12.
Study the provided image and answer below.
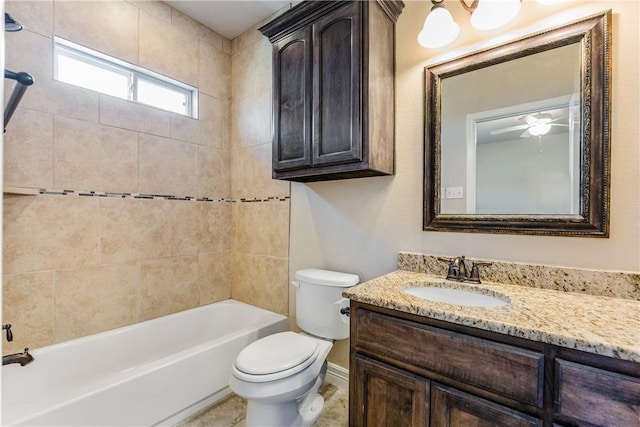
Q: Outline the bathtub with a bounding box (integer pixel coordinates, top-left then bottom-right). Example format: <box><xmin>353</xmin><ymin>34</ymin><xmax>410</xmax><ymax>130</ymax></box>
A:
<box><xmin>2</xmin><ymin>300</ymin><xmax>288</xmax><ymax>426</ymax></box>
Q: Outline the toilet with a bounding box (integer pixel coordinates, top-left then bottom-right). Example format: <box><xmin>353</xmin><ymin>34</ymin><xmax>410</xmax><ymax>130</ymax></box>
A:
<box><xmin>229</xmin><ymin>268</ymin><xmax>359</xmax><ymax>427</ymax></box>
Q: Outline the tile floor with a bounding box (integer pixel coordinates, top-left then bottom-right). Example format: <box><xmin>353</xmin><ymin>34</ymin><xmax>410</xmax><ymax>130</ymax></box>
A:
<box><xmin>174</xmin><ymin>382</ymin><xmax>348</xmax><ymax>427</ymax></box>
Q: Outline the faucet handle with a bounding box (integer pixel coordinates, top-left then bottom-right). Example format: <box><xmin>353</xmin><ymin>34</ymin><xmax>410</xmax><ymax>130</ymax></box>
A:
<box><xmin>468</xmin><ymin>261</ymin><xmax>492</xmax><ymax>284</ymax></box>
<box><xmin>437</xmin><ymin>257</ymin><xmax>461</xmax><ymax>280</ymax></box>
<box><xmin>2</xmin><ymin>324</ymin><xmax>13</xmax><ymax>342</ymax></box>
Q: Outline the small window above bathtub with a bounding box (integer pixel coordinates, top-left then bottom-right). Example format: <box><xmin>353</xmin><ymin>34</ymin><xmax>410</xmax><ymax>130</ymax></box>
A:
<box><xmin>54</xmin><ymin>37</ymin><xmax>198</xmax><ymax>118</ymax></box>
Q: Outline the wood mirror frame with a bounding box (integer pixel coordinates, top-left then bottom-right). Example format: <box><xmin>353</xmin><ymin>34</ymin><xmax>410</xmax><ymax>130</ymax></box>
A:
<box><xmin>423</xmin><ymin>11</ymin><xmax>611</xmax><ymax>237</ymax></box>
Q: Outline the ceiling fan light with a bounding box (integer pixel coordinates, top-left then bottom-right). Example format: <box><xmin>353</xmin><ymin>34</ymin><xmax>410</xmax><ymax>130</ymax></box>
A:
<box><xmin>418</xmin><ymin>5</ymin><xmax>460</xmax><ymax>48</ymax></box>
<box><xmin>529</xmin><ymin>122</ymin><xmax>552</xmax><ymax>136</ymax></box>
<box><xmin>471</xmin><ymin>0</ymin><xmax>521</xmax><ymax>31</ymax></box>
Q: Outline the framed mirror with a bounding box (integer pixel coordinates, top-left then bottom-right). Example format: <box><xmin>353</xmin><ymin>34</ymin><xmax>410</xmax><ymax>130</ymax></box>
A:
<box><xmin>424</xmin><ymin>11</ymin><xmax>611</xmax><ymax>236</ymax></box>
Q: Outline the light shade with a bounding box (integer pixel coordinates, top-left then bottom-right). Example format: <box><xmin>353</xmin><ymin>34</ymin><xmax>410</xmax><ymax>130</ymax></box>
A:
<box><xmin>418</xmin><ymin>6</ymin><xmax>460</xmax><ymax>49</ymax></box>
<box><xmin>470</xmin><ymin>0</ymin><xmax>521</xmax><ymax>31</ymax></box>
<box><xmin>529</xmin><ymin>122</ymin><xmax>552</xmax><ymax>136</ymax></box>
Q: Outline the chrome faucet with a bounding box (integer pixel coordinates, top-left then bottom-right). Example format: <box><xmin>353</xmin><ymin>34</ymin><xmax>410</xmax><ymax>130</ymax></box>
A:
<box><xmin>3</xmin><ymin>348</ymin><xmax>34</xmax><ymax>366</ymax></box>
<box><xmin>437</xmin><ymin>255</ymin><xmax>492</xmax><ymax>284</ymax></box>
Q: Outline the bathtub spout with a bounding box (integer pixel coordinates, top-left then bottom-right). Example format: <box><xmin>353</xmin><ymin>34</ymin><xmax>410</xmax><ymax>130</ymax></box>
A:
<box><xmin>3</xmin><ymin>348</ymin><xmax>34</xmax><ymax>366</ymax></box>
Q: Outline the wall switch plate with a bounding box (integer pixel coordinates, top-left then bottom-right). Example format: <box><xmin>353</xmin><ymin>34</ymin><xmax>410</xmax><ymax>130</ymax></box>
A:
<box><xmin>445</xmin><ymin>186</ymin><xmax>464</xmax><ymax>199</ymax></box>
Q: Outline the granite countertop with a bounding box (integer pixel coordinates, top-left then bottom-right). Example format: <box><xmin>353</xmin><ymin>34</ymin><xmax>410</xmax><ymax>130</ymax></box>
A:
<box><xmin>343</xmin><ymin>270</ymin><xmax>640</xmax><ymax>363</ymax></box>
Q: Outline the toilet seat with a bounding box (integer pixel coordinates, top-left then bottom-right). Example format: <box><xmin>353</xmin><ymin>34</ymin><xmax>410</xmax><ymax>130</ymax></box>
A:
<box><xmin>233</xmin><ymin>332</ymin><xmax>321</xmax><ymax>383</ymax></box>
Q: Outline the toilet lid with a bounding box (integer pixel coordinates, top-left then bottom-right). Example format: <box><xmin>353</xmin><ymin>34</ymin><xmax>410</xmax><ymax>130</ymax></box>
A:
<box><xmin>235</xmin><ymin>332</ymin><xmax>319</xmax><ymax>376</ymax></box>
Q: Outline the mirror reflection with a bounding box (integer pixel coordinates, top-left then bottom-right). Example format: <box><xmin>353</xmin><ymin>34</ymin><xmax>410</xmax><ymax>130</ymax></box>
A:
<box><xmin>440</xmin><ymin>43</ymin><xmax>581</xmax><ymax>215</ymax></box>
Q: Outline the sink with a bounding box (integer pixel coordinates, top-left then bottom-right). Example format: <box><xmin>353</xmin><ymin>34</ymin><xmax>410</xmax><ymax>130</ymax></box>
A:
<box><xmin>404</xmin><ymin>286</ymin><xmax>508</xmax><ymax>308</ymax></box>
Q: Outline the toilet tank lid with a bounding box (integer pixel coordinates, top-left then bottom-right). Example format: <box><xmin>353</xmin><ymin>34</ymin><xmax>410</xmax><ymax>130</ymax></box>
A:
<box><xmin>295</xmin><ymin>268</ymin><xmax>359</xmax><ymax>287</ymax></box>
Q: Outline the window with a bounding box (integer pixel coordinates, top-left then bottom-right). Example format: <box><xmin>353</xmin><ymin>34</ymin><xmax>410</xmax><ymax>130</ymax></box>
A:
<box><xmin>54</xmin><ymin>37</ymin><xmax>198</xmax><ymax>118</ymax></box>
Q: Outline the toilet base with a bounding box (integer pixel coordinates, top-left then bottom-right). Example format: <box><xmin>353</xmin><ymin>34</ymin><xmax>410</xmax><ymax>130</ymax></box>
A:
<box><xmin>244</xmin><ymin>363</ymin><xmax>328</xmax><ymax>427</ymax></box>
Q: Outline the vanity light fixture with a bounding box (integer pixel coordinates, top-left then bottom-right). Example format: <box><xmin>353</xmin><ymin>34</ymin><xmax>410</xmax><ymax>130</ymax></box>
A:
<box><xmin>418</xmin><ymin>1</ymin><xmax>460</xmax><ymax>48</ymax></box>
<box><xmin>418</xmin><ymin>0</ymin><xmax>523</xmax><ymax>49</ymax></box>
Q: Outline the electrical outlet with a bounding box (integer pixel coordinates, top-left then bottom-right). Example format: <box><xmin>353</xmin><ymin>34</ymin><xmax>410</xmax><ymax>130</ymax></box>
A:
<box><xmin>445</xmin><ymin>186</ymin><xmax>464</xmax><ymax>199</ymax></box>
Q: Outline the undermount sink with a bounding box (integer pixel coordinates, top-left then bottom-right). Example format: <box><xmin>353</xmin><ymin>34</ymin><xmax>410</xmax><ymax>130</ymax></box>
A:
<box><xmin>404</xmin><ymin>286</ymin><xmax>508</xmax><ymax>308</ymax></box>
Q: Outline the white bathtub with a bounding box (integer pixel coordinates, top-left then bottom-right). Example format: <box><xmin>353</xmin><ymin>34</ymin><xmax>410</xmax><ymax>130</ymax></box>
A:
<box><xmin>2</xmin><ymin>300</ymin><xmax>288</xmax><ymax>426</ymax></box>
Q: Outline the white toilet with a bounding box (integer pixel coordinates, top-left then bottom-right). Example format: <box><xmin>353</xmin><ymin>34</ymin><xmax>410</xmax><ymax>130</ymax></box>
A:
<box><xmin>229</xmin><ymin>268</ymin><xmax>359</xmax><ymax>427</ymax></box>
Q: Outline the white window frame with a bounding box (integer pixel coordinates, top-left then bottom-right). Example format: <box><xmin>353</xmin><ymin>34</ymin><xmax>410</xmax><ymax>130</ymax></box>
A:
<box><xmin>54</xmin><ymin>37</ymin><xmax>198</xmax><ymax>119</ymax></box>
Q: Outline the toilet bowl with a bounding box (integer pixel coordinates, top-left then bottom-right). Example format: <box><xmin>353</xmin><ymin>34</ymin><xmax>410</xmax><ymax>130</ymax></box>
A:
<box><xmin>229</xmin><ymin>269</ymin><xmax>359</xmax><ymax>427</ymax></box>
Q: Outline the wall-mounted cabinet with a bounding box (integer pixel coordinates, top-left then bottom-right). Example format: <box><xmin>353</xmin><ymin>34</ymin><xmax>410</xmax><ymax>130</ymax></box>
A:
<box><xmin>259</xmin><ymin>0</ymin><xmax>404</xmax><ymax>182</ymax></box>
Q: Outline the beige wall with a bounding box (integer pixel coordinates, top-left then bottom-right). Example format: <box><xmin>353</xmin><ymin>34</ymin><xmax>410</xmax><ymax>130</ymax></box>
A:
<box><xmin>290</xmin><ymin>1</ymin><xmax>640</xmax><ymax>368</ymax></box>
<box><xmin>1</xmin><ymin>0</ymin><xmax>289</xmax><ymax>354</ymax></box>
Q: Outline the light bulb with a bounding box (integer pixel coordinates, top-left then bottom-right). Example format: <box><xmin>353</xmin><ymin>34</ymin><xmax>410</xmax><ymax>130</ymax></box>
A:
<box><xmin>529</xmin><ymin>122</ymin><xmax>552</xmax><ymax>136</ymax></box>
<box><xmin>418</xmin><ymin>6</ymin><xmax>460</xmax><ymax>49</ymax></box>
<box><xmin>471</xmin><ymin>0</ymin><xmax>521</xmax><ymax>31</ymax></box>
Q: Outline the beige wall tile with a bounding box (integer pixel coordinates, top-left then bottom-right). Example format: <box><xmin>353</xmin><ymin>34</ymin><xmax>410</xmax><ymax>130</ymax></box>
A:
<box><xmin>5</xmin><ymin>0</ymin><xmax>53</xmax><ymax>37</ymax></box>
<box><xmin>199</xmin><ymin>203</ymin><xmax>232</xmax><ymax>253</ymax></box>
<box><xmin>171</xmin><ymin>202</ymin><xmax>231</xmax><ymax>256</ymax></box>
<box><xmin>54</xmin><ymin>0</ymin><xmax>139</xmax><ymax>64</ymax></box>
<box><xmin>198</xmin><ymin>146</ymin><xmax>230</xmax><ymax>199</ymax></box>
<box><xmin>127</xmin><ymin>0</ymin><xmax>171</xmax><ymax>23</ymax></box>
<box><xmin>233</xmin><ymin>202</ymin><xmax>269</xmax><ymax>255</ymax></box>
<box><xmin>4</xmin><ymin>30</ymin><xmax>100</xmax><ymax>122</ymax></box>
<box><xmin>54</xmin><ymin>263</ymin><xmax>139</xmax><ymax>342</ymax></box>
<box><xmin>231</xmin><ymin>143</ymin><xmax>290</xmax><ymax>199</ymax></box>
<box><xmin>99</xmin><ymin>198</ymin><xmax>172</xmax><ymax>264</ymax></box>
<box><xmin>231</xmin><ymin>253</ymin><xmax>288</xmax><ymax>315</ymax></box>
<box><xmin>232</xmin><ymin>200</ymin><xmax>289</xmax><ymax>257</ymax></box>
<box><xmin>231</xmin><ymin>92</ymin><xmax>271</xmax><ymax>148</ymax></box>
<box><xmin>3</xmin><ymin>195</ymin><xmax>100</xmax><ymax>274</ymax></box>
<box><xmin>139</xmin><ymin>134</ymin><xmax>199</xmax><ymax>196</ymax></box>
<box><xmin>267</xmin><ymin>200</ymin><xmax>290</xmax><ymax>258</ymax></box>
<box><xmin>199</xmin><ymin>251</ymin><xmax>231</xmax><ymax>305</ymax></box>
<box><xmin>2</xmin><ymin>272</ymin><xmax>55</xmax><ymax>353</ymax></box>
<box><xmin>139</xmin><ymin>11</ymin><xmax>198</xmax><ymax>86</ymax></box>
<box><xmin>171</xmin><ymin>94</ymin><xmax>224</xmax><ymax>148</ymax></box>
<box><xmin>99</xmin><ymin>95</ymin><xmax>171</xmax><ymax>137</ymax></box>
<box><xmin>4</xmin><ymin>108</ymin><xmax>53</xmax><ymax>189</ymax></box>
<box><xmin>53</xmin><ymin>116</ymin><xmax>139</xmax><ymax>192</ymax></box>
<box><xmin>199</xmin><ymin>41</ymin><xmax>230</xmax><ymax>100</ymax></box>
<box><xmin>169</xmin><ymin>202</ymin><xmax>201</xmax><ymax>256</ymax></box>
<box><xmin>223</xmin><ymin>38</ymin><xmax>232</xmax><ymax>55</ymax></box>
<box><xmin>171</xmin><ymin>8</ymin><xmax>223</xmax><ymax>48</ymax></box>
<box><xmin>231</xmin><ymin>36</ymin><xmax>271</xmax><ymax>103</ymax></box>
<box><xmin>139</xmin><ymin>256</ymin><xmax>199</xmax><ymax>320</ymax></box>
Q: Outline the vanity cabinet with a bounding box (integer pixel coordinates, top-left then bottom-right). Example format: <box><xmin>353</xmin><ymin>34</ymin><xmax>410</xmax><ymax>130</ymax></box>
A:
<box><xmin>259</xmin><ymin>1</ymin><xmax>404</xmax><ymax>182</ymax></box>
<box><xmin>349</xmin><ymin>302</ymin><xmax>640</xmax><ymax>427</ymax></box>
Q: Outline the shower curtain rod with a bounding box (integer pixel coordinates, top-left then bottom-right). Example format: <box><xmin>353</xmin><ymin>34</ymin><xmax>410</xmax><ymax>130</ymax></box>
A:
<box><xmin>4</xmin><ymin>69</ymin><xmax>34</xmax><ymax>133</ymax></box>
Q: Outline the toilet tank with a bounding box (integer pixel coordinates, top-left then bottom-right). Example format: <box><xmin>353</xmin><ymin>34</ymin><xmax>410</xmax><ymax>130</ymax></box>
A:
<box><xmin>293</xmin><ymin>268</ymin><xmax>359</xmax><ymax>340</ymax></box>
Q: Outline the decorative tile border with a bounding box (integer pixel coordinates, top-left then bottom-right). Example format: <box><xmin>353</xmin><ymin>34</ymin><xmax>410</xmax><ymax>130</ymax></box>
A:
<box><xmin>36</xmin><ymin>188</ymin><xmax>290</xmax><ymax>203</ymax></box>
<box><xmin>398</xmin><ymin>251</ymin><xmax>640</xmax><ymax>301</ymax></box>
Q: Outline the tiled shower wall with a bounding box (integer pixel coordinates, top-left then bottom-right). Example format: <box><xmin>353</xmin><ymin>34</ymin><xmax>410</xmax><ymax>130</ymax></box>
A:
<box><xmin>2</xmin><ymin>0</ymin><xmax>289</xmax><ymax>354</ymax></box>
<box><xmin>230</xmin><ymin>21</ymin><xmax>290</xmax><ymax>317</ymax></box>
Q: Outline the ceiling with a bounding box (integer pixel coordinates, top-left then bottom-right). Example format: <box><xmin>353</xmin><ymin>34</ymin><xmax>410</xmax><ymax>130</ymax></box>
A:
<box><xmin>164</xmin><ymin>1</ymin><xmax>293</xmax><ymax>40</ymax></box>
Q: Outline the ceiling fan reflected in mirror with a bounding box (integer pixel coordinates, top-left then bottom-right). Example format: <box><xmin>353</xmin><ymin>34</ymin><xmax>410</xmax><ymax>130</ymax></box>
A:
<box><xmin>489</xmin><ymin>112</ymin><xmax>569</xmax><ymax>138</ymax></box>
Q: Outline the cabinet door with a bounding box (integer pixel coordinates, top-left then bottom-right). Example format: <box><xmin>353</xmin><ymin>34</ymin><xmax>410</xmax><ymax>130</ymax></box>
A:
<box><xmin>273</xmin><ymin>27</ymin><xmax>312</xmax><ymax>171</ymax></box>
<box><xmin>312</xmin><ymin>1</ymin><xmax>362</xmax><ymax>166</ymax></box>
<box><xmin>352</xmin><ymin>355</ymin><xmax>429</xmax><ymax>427</ymax></box>
<box><xmin>432</xmin><ymin>383</ymin><xmax>543</xmax><ymax>427</ymax></box>
<box><xmin>555</xmin><ymin>359</ymin><xmax>640</xmax><ymax>427</ymax></box>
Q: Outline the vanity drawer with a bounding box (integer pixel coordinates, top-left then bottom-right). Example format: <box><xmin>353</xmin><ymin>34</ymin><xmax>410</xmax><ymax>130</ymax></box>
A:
<box><xmin>555</xmin><ymin>359</ymin><xmax>640</xmax><ymax>426</ymax></box>
<box><xmin>355</xmin><ymin>309</ymin><xmax>544</xmax><ymax>407</ymax></box>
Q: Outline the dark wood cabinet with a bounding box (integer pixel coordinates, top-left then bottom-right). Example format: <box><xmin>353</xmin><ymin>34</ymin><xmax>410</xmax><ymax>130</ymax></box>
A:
<box><xmin>350</xmin><ymin>302</ymin><xmax>640</xmax><ymax>427</ymax></box>
<box><xmin>431</xmin><ymin>383</ymin><xmax>542</xmax><ymax>427</ymax></box>
<box><xmin>352</xmin><ymin>355</ymin><xmax>429</xmax><ymax>427</ymax></box>
<box><xmin>259</xmin><ymin>1</ymin><xmax>404</xmax><ymax>182</ymax></box>
<box><xmin>554</xmin><ymin>359</ymin><xmax>640</xmax><ymax>427</ymax></box>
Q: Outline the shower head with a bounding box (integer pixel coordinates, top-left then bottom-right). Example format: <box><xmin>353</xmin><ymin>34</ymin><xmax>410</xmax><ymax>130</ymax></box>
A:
<box><xmin>5</xmin><ymin>13</ymin><xmax>23</xmax><ymax>32</ymax></box>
